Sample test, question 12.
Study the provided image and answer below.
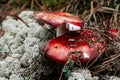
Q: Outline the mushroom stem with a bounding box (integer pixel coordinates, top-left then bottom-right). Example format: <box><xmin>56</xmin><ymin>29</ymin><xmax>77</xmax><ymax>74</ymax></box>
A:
<box><xmin>56</xmin><ymin>26</ymin><xmax>68</xmax><ymax>37</ymax></box>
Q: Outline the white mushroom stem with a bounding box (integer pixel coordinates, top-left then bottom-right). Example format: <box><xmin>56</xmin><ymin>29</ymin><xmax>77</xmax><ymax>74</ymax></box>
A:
<box><xmin>56</xmin><ymin>22</ymin><xmax>81</xmax><ymax>37</ymax></box>
<box><xmin>56</xmin><ymin>26</ymin><xmax>68</xmax><ymax>37</ymax></box>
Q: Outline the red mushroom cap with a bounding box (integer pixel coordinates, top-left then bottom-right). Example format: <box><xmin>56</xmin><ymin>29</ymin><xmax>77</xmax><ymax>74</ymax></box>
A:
<box><xmin>33</xmin><ymin>11</ymin><xmax>84</xmax><ymax>29</ymax></box>
<box><xmin>44</xmin><ymin>30</ymin><xmax>107</xmax><ymax>64</ymax></box>
<box><xmin>108</xmin><ymin>28</ymin><xmax>120</xmax><ymax>39</ymax></box>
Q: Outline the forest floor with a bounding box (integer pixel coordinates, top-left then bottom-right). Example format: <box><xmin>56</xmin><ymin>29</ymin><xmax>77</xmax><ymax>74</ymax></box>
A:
<box><xmin>0</xmin><ymin>0</ymin><xmax>120</xmax><ymax>80</ymax></box>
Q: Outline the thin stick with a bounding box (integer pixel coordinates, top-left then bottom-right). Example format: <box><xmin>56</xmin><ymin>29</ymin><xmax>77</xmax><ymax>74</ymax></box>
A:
<box><xmin>87</xmin><ymin>47</ymin><xmax>107</xmax><ymax>68</ymax></box>
<box><xmin>86</xmin><ymin>1</ymin><xmax>94</xmax><ymax>22</ymax></box>
<box><xmin>113</xmin><ymin>4</ymin><xmax>119</xmax><ymax>26</ymax></box>
<box><xmin>34</xmin><ymin>0</ymin><xmax>47</xmax><ymax>11</ymax></box>
<box><xmin>15</xmin><ymin>15</ymin><xmax>30</xmax><ymax>28</ymax></box>
<box><xmin>30</xmin><ymin>0</ymin><xmax>34</xmax><ymax>10</ymax></box>
<box><xmin>113</xmin><ymin>66</ymin><xmax>120</xmax><ymax>76</ymax></box>
<box><xmin>102</xmin><ymin>54</ymin><xmax>120</xmax><ymax>64</ymax></box>
<box><xmin>59</xmin><ymin>54</ymin><xmax>73</xmax><ymax>80</ymax></box>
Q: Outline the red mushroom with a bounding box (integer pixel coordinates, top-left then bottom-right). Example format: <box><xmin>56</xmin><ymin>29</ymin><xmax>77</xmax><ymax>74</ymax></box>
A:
<box><xmin>108</xmin><ymin>28</ymin><xmax>120</xmax><ymax>40</ymax></box>
<box><xmin>33</xmin><ymin>11</ymin><xmax>108</xmax><ymax>65</ymax></box>
<box><xmin>33</xmin><ymin>11</ymin><xmax>84</xmax><ymax>31</ymax></box>
<box><xmin>44</xmin><ymin>30</ymin><xmax>107</xmax><ymax>64</ymax></box>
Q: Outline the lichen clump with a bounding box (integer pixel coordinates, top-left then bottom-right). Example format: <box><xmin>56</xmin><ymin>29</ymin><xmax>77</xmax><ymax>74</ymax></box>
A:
<box><xmin>0</xmin><ymin>11</ymin><xmax>52</xmax><ymax>80</ymax></box>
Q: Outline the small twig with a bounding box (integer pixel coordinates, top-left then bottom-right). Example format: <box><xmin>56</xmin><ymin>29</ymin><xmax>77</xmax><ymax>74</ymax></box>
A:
<box><xmin>34</xmin><ymin>0</ymin><xmax>47</xmax><ymax>11</ymax></box>
<box><xmin>85</xmin><ymin>1</ymin><xmax>105</xmax><ymax>22</ymax></box>
<box><xmin>93</xmin><ymin>13</ymin><xmax>97</xmax><ymax>25</ymax></box>
<box><xmin>74</xmin><ymin>59</ymin><xmax>84</xmax><ymax>69</ymax></box>
<box><xmin>91</xmin><ymin>70</ymin><xmax>104</xmax><ymax>77</ymax></box>
<box><xmin>59</xmin><ymin>53</ymin><xmax>73</xmax><ymax>80</ymax></box>
<box><xmin>87</xmin><ymin>52</ymin><xmax>102</xmax><ymax>68</ymax></box>
<box><xmin>86</xmin><ymin>1</ymin><xmax>94</xmax><ymax>22</ymax></box>
<box><xmin>60</xmin><ymin>0</ymin><xmax>74</xmax><ymax>12</ymax></box>
<box><xmin>1</xmin><ymin>0</ymin><xmax>13</xmax><ymax>12</ymax></box>
<box><xmin>93</xmin><ymin>53</ymin><xmax>120</xmax><ymax>74</ymax></box>
<box><xmin>94</xmin><ymin>59</ymin><xmax>120</xmax><ymax>74</ymax></box>
<box><xmin>59</xmin><ymin>0</ymin><xmax>72</xmax><ymax>11</ymax></box>
<box><xmin>30</xmin><ymin>0</ymin><xmax>34</xmax><ymax>10</ymax></box>
<box><xmin>110</xmin><ymin>5</ymin><xmax>119</xmax><ymax>27</ymax></box>
<box><xmin>20</xmin><ymin>0</ymin><xmax>30</xmax><ymax>11</ymax></box>
<box><xmin>0</xmin><ymin>28</ymin><xmax>5</xmax><ymax>38</ymax></box>
<box><xmin>97</xmin><ymin>7</ymin><xmax>120</xmax><ymax>14</ymax></box>
<box><xmin>102</xmin><ymin>54</ymin><xmax>120</xmax><ymax>64</ymax></box>
<box><xmin>15</xmin><ymin>15</ymin><xmax>31</xmax><ymax>28</ymax></box>
<box><xmin>95</xmin><ymin>65</ymin><xmax>110</xmax><ymax>73</ymax></box>
<box><xmin>38</xmin><ymin>23</ymin><xmax>55</xmax><ymax>35</ymax></box>
<box><xmin>113</xmin><ymin>4</ymin><xmax>119</xmax><ymax>26</ymax></box>
<box><xmin>113</xmin><ymin>66</ymin><xmax>120</xmax><ymax>77</ymax></box>
<box><xmin>87</xmin><ymin>46</ymin><xmax>107</xmax><ymax>68</ymax></box>
<box><xmin>9</xmin><ymin>0</ymin><xmax>30</xmax><ymax>16</ymax></box>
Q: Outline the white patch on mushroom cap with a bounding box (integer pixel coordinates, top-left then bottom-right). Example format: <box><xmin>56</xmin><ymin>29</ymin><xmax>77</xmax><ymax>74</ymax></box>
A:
<box><xmin>66</xmin><ymin>22</ymin><xmax>81</xmax><ymax>31</ymax></box>
<box><xmin>83</xmin><ymin>52</ymin><xmax>90</xmax><ymax>59</ymax></box>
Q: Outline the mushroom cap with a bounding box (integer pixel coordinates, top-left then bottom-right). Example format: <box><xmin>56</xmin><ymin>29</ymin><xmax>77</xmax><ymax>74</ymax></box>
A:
<box><xmin>44</xmin><ymin>30</ymin><xmax>107</xmax><ymax>64</ymax></box>
<box><xmin>33</xmin><ymin>11</ymin><xmax>84</xmax><ymax>28</ymax></box>
<box><xmin>108</xmin><ymin>28</ymin><xmax>120</xmax><ymax>38</ymax></box>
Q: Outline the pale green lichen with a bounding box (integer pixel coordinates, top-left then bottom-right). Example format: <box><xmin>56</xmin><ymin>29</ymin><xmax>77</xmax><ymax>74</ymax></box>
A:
<box><xmin>68</xmin><ymin>69</ymin><xmax>99</xmax><ymax>80</ymax></box>
<box><xmin>0</xmin><ymin>11</ymin><xmax>52</xmax><ymax>80</ymax></box>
